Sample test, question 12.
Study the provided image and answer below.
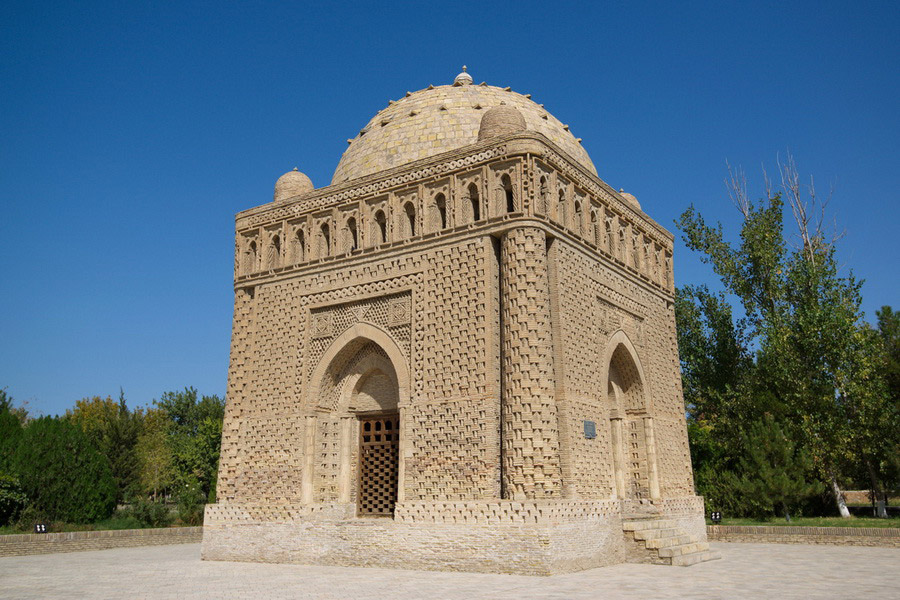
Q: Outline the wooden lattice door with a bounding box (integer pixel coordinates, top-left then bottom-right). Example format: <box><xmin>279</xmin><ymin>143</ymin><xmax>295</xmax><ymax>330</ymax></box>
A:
<box><xmin>357</xmin><ymin>414</ymin><xmax>399</xmax><ymax>516</ymax></box>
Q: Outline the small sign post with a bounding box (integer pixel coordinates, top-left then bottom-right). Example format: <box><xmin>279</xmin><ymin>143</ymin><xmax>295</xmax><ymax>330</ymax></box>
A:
<box><xmin>34</xmin><ymin>523</ymin><xmax>48</xmax><ymax>534</ymax></box>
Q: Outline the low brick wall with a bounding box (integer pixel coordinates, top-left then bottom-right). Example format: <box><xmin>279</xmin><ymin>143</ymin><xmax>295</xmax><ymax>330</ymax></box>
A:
<box><xmin>707</xmin><ymin>525</ymin><xmax>900</xmax><ymax>547</ymax></box>
<box><xmin>0</xmin><ymin>527</ymin><xmax>203</xmax><ymax>557</ymax></box>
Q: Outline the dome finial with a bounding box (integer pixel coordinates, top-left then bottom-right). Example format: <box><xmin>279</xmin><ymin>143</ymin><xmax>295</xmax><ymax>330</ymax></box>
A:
<box><xmin>454</xmin><ymin>66</ymin><xmax>473</xmax><ymax>86</ymax></box>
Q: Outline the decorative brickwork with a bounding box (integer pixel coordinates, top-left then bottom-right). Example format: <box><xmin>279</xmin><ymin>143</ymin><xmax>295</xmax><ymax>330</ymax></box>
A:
<box><xmin>203</xmin><ymin>72</ymin><xmax>708</xmax><ymax>575</ymax></box>
<box><xmin>500</xmin><ymin>227</ymin><xmax>562</xmax><ymax>499</ymax></box>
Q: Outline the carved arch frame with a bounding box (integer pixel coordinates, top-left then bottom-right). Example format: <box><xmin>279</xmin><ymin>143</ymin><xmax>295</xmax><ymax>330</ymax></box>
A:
<box><xmin>304</xmin><ymin>322</ymin><xmax>410</xmax><ymax>508</ymax></box>
<box><xmin>307</xmin><ymin>322</ymin><xmax>410</xmax><ymax>411</ymax></box>
<box><xmin>600</xmin><ymin>329</ymin><xmax>652</xmax><ymax>414</ymax></box>
<box><xmin>600</xmin><ymin>328</ymin><xmax>661</xmax><ymax>500</ymax></box>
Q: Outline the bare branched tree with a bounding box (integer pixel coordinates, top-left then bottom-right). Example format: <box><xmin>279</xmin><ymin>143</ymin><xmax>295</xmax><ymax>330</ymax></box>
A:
<box><xmin>777</xmin><ymin>152</ymin><xmax>845</xmax><ymax>264</ymax></box>
<box><xmin>726</xmin><ymin>154</ymin><xmax>845</xmax><ymax>267</ymax></box>
<box><xmin>725</xmin><ymin>160</ymin><xmax>750</xmax><ymax>217</ymax></box>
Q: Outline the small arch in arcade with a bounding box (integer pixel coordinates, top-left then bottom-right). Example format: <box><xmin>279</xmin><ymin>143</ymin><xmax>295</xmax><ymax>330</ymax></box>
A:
<box><xmin>403</xmin><ymin>202</ymin><xmax>416</xmax><ymax>237</ymax></box>
<box><xmin>346</xmin><ymin>217</ymin><xmax>358</xmax><ymax>252</ymax></box>
<box><xmin>435</xmin><ymin>193</ymin><xmax>447</xmax><ymax>230</ymax></box>
<box><xmin>501</xmin><ymin>174</ymin><xmax>515</xmax><ymax>213</ymax></box>
<box><xmin>319</xmin><ymin>223</ymin><xmax>331</xmax><ymax>257</ymax></box>
<box><xmin>374</xmin><ymin>210</ymin><xmax>387</xmax><ymax>244</ymax></box>
<box><xmin>468</xmin><ymin>183</ymin><xmax>481</xmax><ymax>222</ymax></box>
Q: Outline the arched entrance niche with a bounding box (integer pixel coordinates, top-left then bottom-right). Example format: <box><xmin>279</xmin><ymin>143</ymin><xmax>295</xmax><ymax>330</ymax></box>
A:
<box><xmin>303</xmin><ymin>323</ymin><xmax>409</xmax><ymax>516</ymax></box>
<box><xmin>601</xmin><ymin>330</ymin><xmax>660</xmax><ymax>501</ymax></box>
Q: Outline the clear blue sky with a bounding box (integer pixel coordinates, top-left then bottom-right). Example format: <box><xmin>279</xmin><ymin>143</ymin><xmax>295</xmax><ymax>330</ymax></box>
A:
<box><xmin>1</xmin><ymin>1</ymin><xmax>897</xmax><ymax>417</ymax></box>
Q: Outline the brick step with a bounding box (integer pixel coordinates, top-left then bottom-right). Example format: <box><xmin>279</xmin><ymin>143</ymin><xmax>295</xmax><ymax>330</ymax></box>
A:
<box><xmin>657</xmin><ymin>541</ymin><xmax>709</xmax><ymax>558</ymax></box>
<box><xmin>620</xmin><ymin>512</ymin><xmax>662</xmax><ymax>520</ymax></box>
<box><xmin>632</xmin><ymin>527</ymin><xmax>680</xmax><ymax>541</ymax></box>
<box><xmin>621</xmin><ymin>519</ymin><xmax>677</xmax><ymax>532</ymax></box>
<box><xmin>644</xmin><ymin>534</ymin><xmax>699</xmax><ymax>549</ymax></box>
<box><xmin>669</xmin><ymin>550</ymin><xmax>721</xmax><ymax>567</ymax></box>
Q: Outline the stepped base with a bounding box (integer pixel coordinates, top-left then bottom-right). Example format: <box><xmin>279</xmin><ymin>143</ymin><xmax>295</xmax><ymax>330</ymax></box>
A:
<box><xmin>623</xmin><ymin>514</ymin><xmax>716</xmax><ymax>567</ymax></box>
<box><xmin>202</xmin><ymin>496</ymin><xmax>711</xmax><ymax>574</ymax></box>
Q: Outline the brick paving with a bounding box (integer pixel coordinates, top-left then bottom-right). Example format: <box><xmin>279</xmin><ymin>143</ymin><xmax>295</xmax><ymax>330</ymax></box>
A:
<box><xmin>1</xmin><ymin>542</ymin><xmax>897</xmax><ymax>599</ymax></box>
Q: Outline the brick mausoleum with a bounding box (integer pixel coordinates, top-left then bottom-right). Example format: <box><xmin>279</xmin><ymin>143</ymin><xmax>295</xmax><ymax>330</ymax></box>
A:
<box><xmin>201</xmin><ymin>68</ymin><xmax>715</xmax><ymax>574</ymax></box>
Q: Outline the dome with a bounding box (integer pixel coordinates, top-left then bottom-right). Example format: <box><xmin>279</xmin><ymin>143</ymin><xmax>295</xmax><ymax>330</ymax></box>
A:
<box><xmin>619</xmin><ymin>189</ymin><xmax>641</xmax><ymax>210</ymax></box>
<box><xmin>274</xmin><ymin>168</ymin><xmax>314</xmax><ymax>202</ymax></box>
<box><xmin>332</xmin><ymin>72</ymin><xmax>596</xmax><ymax>184</ymax></box>
<box><xmin>478</xmin><ymin>104</ymin><xmax>526</xmax><ymax>141</ymax></box>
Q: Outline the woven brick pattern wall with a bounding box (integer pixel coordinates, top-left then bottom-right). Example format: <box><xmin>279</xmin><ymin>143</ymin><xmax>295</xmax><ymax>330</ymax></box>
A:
<box><xmin>500</xmin><ymin>227</ymin><xmax>562</xmax><ymax>499</ymax></box>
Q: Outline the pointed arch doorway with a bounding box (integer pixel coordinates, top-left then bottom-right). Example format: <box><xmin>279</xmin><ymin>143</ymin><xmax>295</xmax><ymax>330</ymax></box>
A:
<box><xmin>306</xmin><ymin>323</ymin><xmax>409</xmax><ymax>517</ymax></box>
<box><xmin>603</xmin><ymin>331</ymin><xmax>661</xmax><ymax>502</ymax></box>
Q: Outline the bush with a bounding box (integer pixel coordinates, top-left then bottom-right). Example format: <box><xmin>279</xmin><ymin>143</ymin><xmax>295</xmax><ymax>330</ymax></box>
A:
<box><xmin>0</xmin><ymin>473</ymin><xmax>26</xmax><ymax>526</ymax></box>
<box><xmin>12</xmin><ymin>417</ymin><xmax>117</xmax><ymax>523</ymax></box>
<box><xmin>127</xmin><ymin>497</ymin><xmax>172</xmax><ymax>528</ymax></box>
<box><xmin>176</xmin><ymin>476</ymin><xmax>205</xmax><ymax>525</ymax></box>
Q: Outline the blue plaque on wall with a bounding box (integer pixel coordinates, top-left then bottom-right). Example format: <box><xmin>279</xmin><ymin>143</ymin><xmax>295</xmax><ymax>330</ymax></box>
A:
<box><xmin>583</xmin><ymin>420</ymin><xmax>596</xmax><ymax>439</ymax></box>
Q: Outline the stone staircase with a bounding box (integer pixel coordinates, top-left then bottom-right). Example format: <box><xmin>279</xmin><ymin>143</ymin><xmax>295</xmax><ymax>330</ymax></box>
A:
<box><xmin>622</xmin><ymin>516</ymin><xmax>720</xmax><ymax>566</ymax></box>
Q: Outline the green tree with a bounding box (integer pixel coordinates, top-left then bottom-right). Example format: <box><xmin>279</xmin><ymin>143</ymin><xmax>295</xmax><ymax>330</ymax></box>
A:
<box><xmin>876</xmin><ymin>306</ymin><xmax>900</xmax><ymax>399</ymax></box>
<box><xmin>677</xmin><ymin>157</ymin><xmax>883</xmax><ymax>517</ymax></box>
<box><xmin>155</xmin><ymin>388</ymin><xmax>225</xmax><ymax>502</ymax></box>
<box><xmin>0</xmin><ymin>400</ymin><xmax>23</xmax><ymax>473</ymax></box>
<box><xmin>857</xmin><ymin>307</ymin><xmax>900</xmax><ymax>514</ymax></box>
<box><xmin>877</xmin><ymin>306</ymin><xmax>900</xmax><ymax>494</ymax></box>
<box><xmin>0</xmin><ymin>388</ymin><xmax>30</xmax><ymax>426</ymax></box>
<box><xmin>675</xmin><ymin>285</ymin><xmax>755</xmax><ymax>514</ymax></box>
<box><xmin>12</xmin><ymin>417</ymin><xmax>117</xmax><ymax>523</ymax></box>
<box><xmin>134</xmin><ymin>407</ymin><xmax>174</xmax><ymax>500</ymax></box>
<box><xmin>66</xmin><ymin>390</ymin><xmax>142</xmax><ymax>503</ymax></box>
<box><xmin>728</xmin><ymin>415</ymin><xmax>822</xmax><ymax>520</ymax></box>
<box><xmin>675</xmin><ymin>285</ymin><xmax>754</xmax><ymax>424</ymax></box>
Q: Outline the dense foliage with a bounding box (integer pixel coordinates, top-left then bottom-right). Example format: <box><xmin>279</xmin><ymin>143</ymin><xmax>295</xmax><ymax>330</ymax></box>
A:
<box><xmin>0</xmin><ymin>387</ymin><xmax>224</xmax><ymax>529</ymax></box>
<box><xmin>676</xmin><ymin>160</ymin><xmax>899</xmax><ymax>519</ymax></box>
<box><xmin>11</xmin><ymin>417</ymin><xmax>117</xmax><ymax>523</ymax></box>
<box><xmin>0</xmin><ymin>473</ymin><xmax>27</xmax><ymax>525</ymax></box>
<box><xmin>66</xmin><ymin>392</ymin><xmax>142</xmax><ymax>504</ymax></box>
<box><xmin>725</xmin><ymin>416</ymin><xmax>822</xmax><ymax>520</ymax></box>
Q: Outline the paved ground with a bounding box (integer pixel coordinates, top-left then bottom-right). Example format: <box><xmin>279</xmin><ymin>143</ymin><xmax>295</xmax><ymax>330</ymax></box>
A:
<box><xmin>1</xmin><ymin>542</ymin><xmax>897</xmax><ymax>599</ymax></box>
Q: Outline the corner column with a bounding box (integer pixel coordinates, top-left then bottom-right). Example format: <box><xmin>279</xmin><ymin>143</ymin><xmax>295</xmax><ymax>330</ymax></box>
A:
<box><xmin>500</xmin><ymin>227</ymin><xmax>562</xmax><ymax>499</ymax></box>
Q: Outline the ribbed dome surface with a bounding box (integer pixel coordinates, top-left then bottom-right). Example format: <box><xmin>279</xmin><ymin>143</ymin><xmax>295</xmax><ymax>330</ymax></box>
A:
<box><xmin>332</xmin><ymin>83</ymin><xmax>596</xmax><ymax>184</ymax></box>
<box><xmin>478</xmin><ymin>104</ymin><xmax>527</xmax><ymax>141</ymax></box>
<box><xmin>274</xmin><ymin>168</ymin><xmax>314</xmax><ymax>202</ymax></box>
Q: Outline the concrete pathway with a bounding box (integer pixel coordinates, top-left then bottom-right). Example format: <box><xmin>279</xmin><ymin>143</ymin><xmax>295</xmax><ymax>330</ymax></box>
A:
<box><xmin>0</xmin><ymin>542</ymin><xmax>897</xmax><ymax>599</ymax></box>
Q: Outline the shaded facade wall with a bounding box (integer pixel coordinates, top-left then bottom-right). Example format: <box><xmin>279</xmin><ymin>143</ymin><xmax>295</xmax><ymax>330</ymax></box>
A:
<box><xmin>551</xmin><ymin>238</ymin><xmax>695</xmax><ymax>501</ymax></box>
